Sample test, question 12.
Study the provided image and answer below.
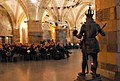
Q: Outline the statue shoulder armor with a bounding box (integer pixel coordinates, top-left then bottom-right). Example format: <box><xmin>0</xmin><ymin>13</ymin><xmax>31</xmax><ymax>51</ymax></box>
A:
<box><xmin>82</xmin><ymin>24</ymin><xmax>86</xmax><ymax>28</ymax></box>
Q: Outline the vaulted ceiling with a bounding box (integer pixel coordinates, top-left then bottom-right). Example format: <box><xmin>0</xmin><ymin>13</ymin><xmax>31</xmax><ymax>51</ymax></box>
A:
<box><xmin>0</xmin><ymin>0</ymin><xmax>95</xmax><ymax>30</ymax></box>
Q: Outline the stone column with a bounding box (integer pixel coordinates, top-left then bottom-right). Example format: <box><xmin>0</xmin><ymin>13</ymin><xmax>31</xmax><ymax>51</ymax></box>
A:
<box><xmin>96</xmin><ymin>0</ymin><xmax>119</xmax><ymax>80</ymax></box>
<box><xmin>27</xmin><ymin>20</ymin><xmax>43</xmax><ymax>43</ymax></box>
<box><xmin>66</xmin><ymin>28</ymin><xmax>71</xmax><ymax>42</ymax></box>
<box><xmin>12</xmin><ymin>28</ymin><xmax>20</xmax><ymax>43</ymax></box>
<box><xmin>43</xmin><ymin>30</ymin><xmax>51</xmax><ymax>40</ymax></box>
<box><xmin>115</xmin><ymin>0</ymin><xmax>120</xmax><ymax>80</ymax></box>
<box><xmin>55</xmin><ymin>27</ymin><xmax>67</xmax><ymax>44</ymax></box>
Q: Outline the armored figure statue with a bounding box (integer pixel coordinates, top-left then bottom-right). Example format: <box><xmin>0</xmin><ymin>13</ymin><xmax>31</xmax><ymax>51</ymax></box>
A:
<box><xmin>73</xmin><ymin>5</ymin><xmax>105</xmax><ymax>78</ymax></box>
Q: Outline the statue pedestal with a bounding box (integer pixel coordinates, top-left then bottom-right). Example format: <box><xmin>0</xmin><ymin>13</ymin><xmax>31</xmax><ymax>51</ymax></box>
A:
<box><xmin>74</xmin><ymin>74</ymin><xmax>101</xmax><ymax>81</ymax></box>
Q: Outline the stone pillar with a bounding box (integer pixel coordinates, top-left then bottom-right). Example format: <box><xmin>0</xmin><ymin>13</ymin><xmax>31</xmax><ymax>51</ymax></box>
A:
<box><xmin>43</xmin><ymin>30</ymin><xmax>51</xmax><ymax>40</ymax></box>
<box><xmin>28</xmin><ymin>20</ymin><xmax>43</xmax><ymax>43</ymax></box>
<box><xmin>96</xmin><ymin>0</ymin><xmax>119</xmax><ymax>80</ymax></box>
<box><xmin>12</xmin><ymin>28</ymin><xmax>20</xmax><ymax>43</ymax></box>
<box><xmin>115</xmin><ymin>0</ymin><xmax>120</xmax><ymax>80</ymax></box>
<box><xmin>66</xmin><ymin>28</ymin><xmax>71</xmax><ymax>42</ymax></box>
<box><xmin>55</xmin><ymin>27</ymin><xmax>67</xmax><ymax>44</ymax></box>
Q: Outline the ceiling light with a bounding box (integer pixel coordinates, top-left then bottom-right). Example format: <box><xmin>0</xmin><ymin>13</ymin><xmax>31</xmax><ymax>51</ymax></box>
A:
<box><xmin>31</xmin><ymin>0</ymin><xmax>37</xmax><ymax>3</ymax></box>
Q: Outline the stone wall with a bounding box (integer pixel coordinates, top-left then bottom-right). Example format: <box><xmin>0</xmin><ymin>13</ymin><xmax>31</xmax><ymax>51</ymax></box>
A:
<box><xmin>0</xmin><ymin>5</ymin><xmax>12</xmax><ymax>36</ymax></box>
<box><xmin>0</xmin><ymin>5</ymin><xmax>13</xmax><ymax>44</ymax></box>
<box><xmin>96</xmin><ymin>0</ymin><xmax>120</xmax><ymax>80</ymax></box>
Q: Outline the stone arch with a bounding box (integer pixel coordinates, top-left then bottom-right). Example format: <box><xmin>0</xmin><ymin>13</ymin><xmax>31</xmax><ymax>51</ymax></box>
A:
<box><xmin>17</xmin><ymin>12</ymin><xmax>27</xmax><ymax>28</ymax></box>
<box><xmin>0</xmin><ymin>3</ymin><xmax>15</xmax><ymax>32</ymax></box>
<box><xmin>67</xmin><ymin>11</ymin><xmax>75</xmax><ymax>28</ymax></box>
<box><xmin>17</xmin><ymin>12</ymin><xmax>28</xmax><ymax>43</ymax></box>
<box><xmin>0</xmin><ymin>0</ymin><xmax>30</xmax><ymax>35</ymax></box>
<box><xmin>17</xmin><ymin>0</ymin><xmax>29</xmax><ymax>19</ymax></box>
<box><xmin>0</xmin><ymin>0</ymin><xmax>30</xmax><ymax>43</ymax></box>
<box><xmin>0</xmin><ymin>3</ymin><xmax>15</xmax><ymax>43</ymax></box>
<box><xmin>75</xmin><ymin>2</ymin><xmax>95</xmax><ymax>23</ymax></box>
<box><xmin>45</xmin><ymin>9</ymin><xmax>56</xmax><ymax>21</ymax></box>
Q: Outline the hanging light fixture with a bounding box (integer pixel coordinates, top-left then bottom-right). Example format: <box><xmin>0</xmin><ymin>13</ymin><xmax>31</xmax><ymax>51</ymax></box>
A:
<box><xmin>31</xmin><ymin>0</ymin><xmax>37</xmax><ymax>3</ymax></box>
